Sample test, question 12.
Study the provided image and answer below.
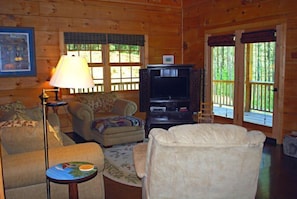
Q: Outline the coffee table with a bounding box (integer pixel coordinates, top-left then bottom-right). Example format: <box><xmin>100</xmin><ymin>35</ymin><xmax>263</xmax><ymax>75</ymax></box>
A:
<box><xmin>46</xmin><ymin>161</ymin><xmax>97</xmax><ymax>199</ymax></box>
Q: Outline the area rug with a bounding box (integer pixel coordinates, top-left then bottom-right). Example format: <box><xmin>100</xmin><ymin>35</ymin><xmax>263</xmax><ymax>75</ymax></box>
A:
<box><xmin>103</xmin><ymin>143</ymin><xmax>142</xmax><ymax>187</ymax></box>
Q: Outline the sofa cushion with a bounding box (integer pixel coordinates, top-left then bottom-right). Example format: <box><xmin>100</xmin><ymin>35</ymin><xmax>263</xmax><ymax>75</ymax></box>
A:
<box><xmin>0</xmin><ymin>120</ymin><xmax>63</xmax><ymax>154</ymax></box>
<box><xmin>76</xmin><ymin>92</ymin><xmax>116</xmax><ymax>113</ymax></box>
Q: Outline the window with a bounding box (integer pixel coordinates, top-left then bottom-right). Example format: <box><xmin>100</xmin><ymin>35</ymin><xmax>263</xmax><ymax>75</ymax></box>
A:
<box><xmin>64</xmin><ymin>32</ymin><xmax>145</xmax><ymax>93</ymax></box>
<box><xmin>109</xmin><ymin>44</ymin><xmax>141</xmax><ymax>91</ymax></box>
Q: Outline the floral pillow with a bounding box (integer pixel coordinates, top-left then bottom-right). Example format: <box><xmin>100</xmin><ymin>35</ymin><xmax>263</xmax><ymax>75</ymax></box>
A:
<box><xmin>0</xmin><ymin>100</ymin><xmax>26</xmax><ymax>113</ymax></box>
<box><xmin>0</xmin><ymin>120</ymin><xmax>37</xmax><ymax>128</ymax></box>
<box><xmin>0</xmin><ymin>101</ymin><xmax>26</xmax><ymax>121</ymax></box>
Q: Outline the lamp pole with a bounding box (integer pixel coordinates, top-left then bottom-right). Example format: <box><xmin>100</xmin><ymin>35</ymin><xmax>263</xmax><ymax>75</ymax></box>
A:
<box><xmin>39</xmin><ymin>88</ymin><xmax>59</xmax><ymax>199</ymax></box>
<box><xmin>39</xmin><ymin>89</ymin><xmax>50</xmax><ymax>199</ymax></box>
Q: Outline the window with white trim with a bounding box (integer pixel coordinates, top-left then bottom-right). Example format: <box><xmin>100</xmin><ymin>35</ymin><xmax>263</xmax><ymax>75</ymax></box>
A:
<box><xmin>64</xmin><ymin>32</ymin><xmax>145</xmax><ymax>93</ymax></box>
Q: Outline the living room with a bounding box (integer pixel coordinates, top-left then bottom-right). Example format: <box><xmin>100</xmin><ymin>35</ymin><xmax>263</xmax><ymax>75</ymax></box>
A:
<box><xmin>0</xmin><ymin>0</ymin><xmax>297</xmax><ymax>198</ymax></box>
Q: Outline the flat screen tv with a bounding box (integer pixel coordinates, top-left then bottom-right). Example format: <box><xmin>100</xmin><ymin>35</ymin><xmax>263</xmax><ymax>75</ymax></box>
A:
<box><xmin>150</xmin><ymin>76</ymin><xmax>189</xmax><ymax>100</ymax></box>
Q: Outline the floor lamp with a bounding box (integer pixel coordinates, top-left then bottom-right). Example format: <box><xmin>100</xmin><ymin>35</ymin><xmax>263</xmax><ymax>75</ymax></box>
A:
<box><xmin>40</xmin><ymin>55</ymin><xmax>94</xmax><ymax>199</ymax></box>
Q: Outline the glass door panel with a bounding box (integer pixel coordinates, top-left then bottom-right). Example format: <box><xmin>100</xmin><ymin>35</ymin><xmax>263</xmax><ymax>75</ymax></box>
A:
<box><xmin>211</xmin><ymin>46</ymin><xmax>235</xmax><ymax>119</ymax></box>
<box><xmin>243</xmin><ymin>42</ymin><xmax>275</xmax><ymax>127</ymax></box>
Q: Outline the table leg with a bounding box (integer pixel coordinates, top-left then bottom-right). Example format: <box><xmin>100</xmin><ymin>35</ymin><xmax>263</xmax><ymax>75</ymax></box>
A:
<box><xmin>69</xmin><ymin>183</ymin><xmax>78</xmax><ymax>199</ymax></box>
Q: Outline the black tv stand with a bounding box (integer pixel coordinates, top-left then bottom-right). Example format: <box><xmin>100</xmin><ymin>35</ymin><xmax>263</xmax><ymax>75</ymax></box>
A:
<box><xmin>139</xmin><ymin>64</ymin><xmax>203</xmax><ymax>137</ymax></box>
<box><xmin>145</xmin><ymin>100</ymin><xmax>195</xmax><ymax>137</ymax></box>
<box><xmin>148</xmin><ymin>111</ymin><xmax>193</xmax><ymax>123</ymax></box>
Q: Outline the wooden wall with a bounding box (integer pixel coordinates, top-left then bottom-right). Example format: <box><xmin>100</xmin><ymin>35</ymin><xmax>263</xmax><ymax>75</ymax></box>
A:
<box><xmin>0</xmin><ymin>0</ymin><xmax>183</xmax><ymax>104</ymax></box>
<box><xmin>183</xmin><ymin>0</ymin><xmax>297</xmax><ymax>142</ymax></box>
<box><xmin>1</xmin><ymin>0</ymin><xmax>296</xmax><ymax>140</ymax></box>
<box><xmin>0</xmin><ymin>0</ymin><xmax>183</xmax><ymax>131</ymax></box>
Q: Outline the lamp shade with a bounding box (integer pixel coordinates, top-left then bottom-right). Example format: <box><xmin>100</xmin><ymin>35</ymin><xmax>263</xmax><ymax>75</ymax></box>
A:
<box><xmin>49</xmin><ymin>55</ymin><xmax>94</xmax><ymax>88</ymax></box>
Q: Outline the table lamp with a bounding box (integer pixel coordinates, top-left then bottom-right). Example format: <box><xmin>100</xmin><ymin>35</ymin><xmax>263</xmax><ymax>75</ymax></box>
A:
<box><xmin>40</xmin><ymin>55</ymin><xmax>94</xmax><ymax>199</ymax></box>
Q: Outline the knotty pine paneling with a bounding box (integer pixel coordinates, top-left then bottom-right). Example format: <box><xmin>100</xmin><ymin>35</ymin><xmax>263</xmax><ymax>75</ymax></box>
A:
<box><xmin>0</xmin><ymin>0</ymin><xmax>182</xmax><ymax>132</ymax></box>
<box><xmin>183</xmin><ymin>0</ymin><xmax>297</xmax><ymax>142</ymax></box>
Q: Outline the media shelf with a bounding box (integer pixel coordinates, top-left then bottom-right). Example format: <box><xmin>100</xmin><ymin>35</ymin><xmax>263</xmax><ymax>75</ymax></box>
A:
<box><xmin>148</xmin><ymin>111</ymin><xmax>193</xmax><ymax>123</ymax></box>
<box><xmin>150</xmin><ymin>99</ymin><xmax>190</xmax><ymax>103</ymax></box>
<box><xmin>139</xmin><ymin>64</ymin><xmax>203</xmax><ymax>137</ymax></box>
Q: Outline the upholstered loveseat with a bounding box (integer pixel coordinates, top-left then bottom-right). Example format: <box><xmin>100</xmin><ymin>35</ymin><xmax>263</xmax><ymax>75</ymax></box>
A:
<box><xmin>133</xmin><ymin>123</ymin><xmax>266</xmax><ymax>199</ymax></box>
<box><xmin>0</xmin><ymin>101</ymin><xmax>105</xmax><ymax>199</ymax></box>
<box><xmin>68</xmin><ymin>92</ymin><xmax>144</xmax><ymax>147</ymax></box>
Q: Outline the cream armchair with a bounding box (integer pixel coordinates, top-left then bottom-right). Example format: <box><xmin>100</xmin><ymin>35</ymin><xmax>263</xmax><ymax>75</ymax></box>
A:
<box><xmin>133</xmin><ymin>123</ymin><xmax>266</xmax><ymax>199</ymax></box>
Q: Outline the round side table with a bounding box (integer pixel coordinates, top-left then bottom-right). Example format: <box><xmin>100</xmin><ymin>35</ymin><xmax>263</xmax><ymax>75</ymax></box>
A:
<box><xmin>46</xmin><ymin>162</ymin><xmax>97</xmax><ymax>199</ymax></box>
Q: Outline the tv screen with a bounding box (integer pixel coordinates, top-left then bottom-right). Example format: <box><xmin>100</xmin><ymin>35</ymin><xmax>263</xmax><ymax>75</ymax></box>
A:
<box><xmin>150</xmin><ymin>76</ymin><xmax>189</xmax><ymax>99</ymax></box>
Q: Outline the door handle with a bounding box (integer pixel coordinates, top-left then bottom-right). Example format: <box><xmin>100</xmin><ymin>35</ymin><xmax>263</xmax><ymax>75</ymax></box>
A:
<box><xmin>272</xmin><ymin>88</ymin><xmax>278</xmax><ymax>92</ymax></box>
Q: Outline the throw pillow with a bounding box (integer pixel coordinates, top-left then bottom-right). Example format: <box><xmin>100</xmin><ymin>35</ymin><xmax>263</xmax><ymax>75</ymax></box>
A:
<box><xmin>76</xmin><ymin>92</ymin><xmax>116</xmax><ymax>113</ymax></box>
<box><xmin>0</xmin><ymin>120</ymin><xmax>37</xmax><ymax>128</ymax></box>
<box><xmin>0</xmin><ymin>120</ymin><xmax>63</xmax><ymax>154</ymax></box>
<box><xmin>24</xmin><ymin>106</ymin><xmax>43</xmax><ymax>121</ymax></box>
<box><xmin>0</xmin><ymin>101</ymin><xmax>26</xmax><ymax>121</ymax></box>
<box><xmin>0</xmin><ymin>110</ymin><xmax>32</xmax><ymax>121</ymax></box>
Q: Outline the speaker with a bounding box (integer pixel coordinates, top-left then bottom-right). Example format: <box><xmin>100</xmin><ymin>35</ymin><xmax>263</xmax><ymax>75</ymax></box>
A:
<box><xmin>139</xmin><ymin>69</ymin><xmax>150</xmax><ymax>112</ymax></box>
<box><xmin>190</xmin><ymin>68</ymin><xmax>203</xmax><ymax>112</ymax></box>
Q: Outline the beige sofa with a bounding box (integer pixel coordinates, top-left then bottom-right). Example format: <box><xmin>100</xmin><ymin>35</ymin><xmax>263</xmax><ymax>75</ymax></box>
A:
<box><xmin>68</xmin><ymin>92</ymin><xmax>144</xmax><ymax>147</ymax></box>
<box><xmin>133</xmin><ymin>123</ymin><xmax>266</xmax><ymax>199</ymax></box>
<box><xmin>0</xmin><ymin>101</ymin><xmax>105</xmax><ymax>199</ymax></box>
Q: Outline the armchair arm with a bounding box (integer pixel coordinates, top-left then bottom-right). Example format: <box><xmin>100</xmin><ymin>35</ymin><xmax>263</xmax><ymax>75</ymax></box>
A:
<box><xmin>2</xmin><ymin>142</ymin><xmax>104</xmax><ymax>189</ymax></box>
<box><xmin>68</xmin><ymin>101</ymin><xmax>94</xmax><ymax>121</ymax></box>
<box><xmin>133</xmin><ymin>143</ymin><xmax>148</xmax><ymax>178</ymax></box>
<box><xmin>112</xmin><ymin>99</ymin><xmax>137</xmax><ymax>116</ymax></box>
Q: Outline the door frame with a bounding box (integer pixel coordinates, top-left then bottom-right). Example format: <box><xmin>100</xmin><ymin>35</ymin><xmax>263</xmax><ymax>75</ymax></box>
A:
<box><xmin>204</xmin><ymin>22</ymin><xmax>286</xmax><ymax>143</ymax></box>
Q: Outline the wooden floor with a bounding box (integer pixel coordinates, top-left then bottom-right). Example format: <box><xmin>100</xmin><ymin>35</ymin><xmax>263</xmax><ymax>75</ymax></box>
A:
<box><xmin>68</xmin><ymin>133</ymin><xmax>297</xmax><ymax>199</ymax></box>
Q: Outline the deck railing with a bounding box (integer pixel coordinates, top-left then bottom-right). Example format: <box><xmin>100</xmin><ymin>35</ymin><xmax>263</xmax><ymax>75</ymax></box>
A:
<box><xmin>213</xmin><ymin>80</ymin><xmax>274</xmax><ymax>113</ymax></box>
<box><xmin>70</xmin><ymin>82</ymin><xmax>139</xmax><ymax>94</ymax></box>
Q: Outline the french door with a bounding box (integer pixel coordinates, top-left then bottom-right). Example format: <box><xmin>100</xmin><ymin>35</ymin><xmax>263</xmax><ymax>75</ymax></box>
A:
<box><xmin>205</xmin><ymin>24</ymin><xmax>285</xmax><ymax>143</ymax></box>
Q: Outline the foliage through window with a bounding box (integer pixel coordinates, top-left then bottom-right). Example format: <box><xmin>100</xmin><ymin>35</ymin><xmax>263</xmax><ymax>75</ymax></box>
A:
<box><xmin>245</xmin><ymin>42</ymin><xmax>275</xmax><ymax>113</ymax></box>
<box><xmin>109</xmin><ymin>44</ymin><xmax>141</xmax><ymax>91</ymax></box>
<box><xmin>212</xmin><ymin>46</ymin><xmax>235</xmax><ymax>109</ymax></box>
<box><xmin>64</xmin><ymin>32</ymin><xmax>145</xmax><ymax>93</ymax></box>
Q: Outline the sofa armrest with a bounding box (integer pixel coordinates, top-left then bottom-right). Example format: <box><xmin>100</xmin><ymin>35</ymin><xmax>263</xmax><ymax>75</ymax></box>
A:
<box><xmin>133</xmin><ymin>143</ymin><xmax>147</xmax><ymax>178</ymax></box>
<box><xmin>68</xmin><ymin>101</ymin><xmax>94</xmax><ymax>121</ymax></box>
<box><xmin>2</xmin><ymin>142</ymin><xmax>104</xmax><ymax>189</ymax></box>
<box><xmin>112</xmin><ymin>99</ymin><xmax>137</xmax><ymax>116</ymax></box>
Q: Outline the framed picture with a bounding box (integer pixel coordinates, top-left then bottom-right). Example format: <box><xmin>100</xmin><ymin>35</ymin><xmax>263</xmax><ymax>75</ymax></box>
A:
<box><xmin>162</xmin><ymin>55</ymin><xmax>174</xmax><ymax>64</ymax></box>
<box><xmin>0</xmin><ymin>27</ymin><xmax>36</xmax><ymax>77</ymax></box>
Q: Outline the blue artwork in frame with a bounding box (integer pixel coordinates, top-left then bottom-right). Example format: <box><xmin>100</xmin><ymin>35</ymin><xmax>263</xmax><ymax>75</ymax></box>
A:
<box><xmin>0</xmin><ymin>27</ymin><xmax>36</xmax><ymax>77</ymax></box>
